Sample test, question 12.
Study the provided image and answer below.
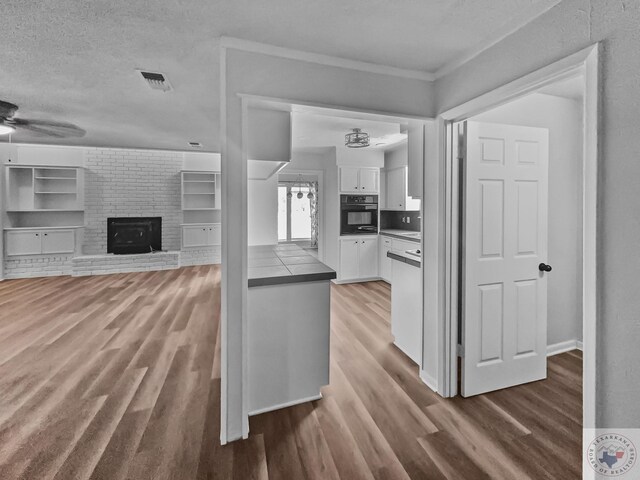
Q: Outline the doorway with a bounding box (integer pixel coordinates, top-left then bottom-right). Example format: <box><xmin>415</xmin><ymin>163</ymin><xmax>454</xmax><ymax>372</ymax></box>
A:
<box><xmin>439</xmin><ymin>45</ymin><xmax>599</xmax><ymax>475</ymax></box>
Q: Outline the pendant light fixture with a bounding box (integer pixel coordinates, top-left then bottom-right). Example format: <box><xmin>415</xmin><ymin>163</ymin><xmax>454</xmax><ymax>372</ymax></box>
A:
<box><xmin>345</xmin><ymin>128</ymin><xmax>370</xmax><ymax>148</ymax></box>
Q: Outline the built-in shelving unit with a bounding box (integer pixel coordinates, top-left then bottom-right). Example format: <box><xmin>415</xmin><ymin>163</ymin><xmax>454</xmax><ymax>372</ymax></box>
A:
<box><xmin>181</xmin><ymin>170</ymin><xmax>221</xmax><ymax>248</ymax></box>
<box><xmin>4</xmin><ymin>164</ymin><xmax>85</xmax><ymax>256</ymax></box>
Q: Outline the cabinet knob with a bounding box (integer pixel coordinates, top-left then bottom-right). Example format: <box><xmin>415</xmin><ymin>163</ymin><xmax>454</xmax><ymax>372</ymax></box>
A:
<box><xmin>35</xmin><ymin>233</ymin><xmax>39</xmax><ymax>236</ymax></box>
<box><xmin>44</xmin><ymin>233</ymin><xmax>48</xmax><ymax>236</ymax></box>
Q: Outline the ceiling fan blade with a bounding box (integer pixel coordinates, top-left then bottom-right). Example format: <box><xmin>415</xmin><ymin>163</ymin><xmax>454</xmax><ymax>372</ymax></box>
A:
<box><xmin>0</xmin><ymin>100</ymin><xmax>18</xmax><ymax>119</ymax></box>
<box><xmin>12</xmin><ymin>118</ymin><xmax>86</xmax><ymax>138</ymax></box>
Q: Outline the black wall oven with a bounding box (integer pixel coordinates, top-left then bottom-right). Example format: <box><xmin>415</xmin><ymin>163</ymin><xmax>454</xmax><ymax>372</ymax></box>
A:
<box><xmin>340</xmin><ymin>195</ymin><xmax>378</xmax><ymax>235</ymax></box>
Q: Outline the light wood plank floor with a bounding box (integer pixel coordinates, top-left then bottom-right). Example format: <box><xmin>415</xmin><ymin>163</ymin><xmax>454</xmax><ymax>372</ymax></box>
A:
<box><xmin>0</xmin><ymin>266</ymin><xmax>582</xmax><ymax>479</ymax></box>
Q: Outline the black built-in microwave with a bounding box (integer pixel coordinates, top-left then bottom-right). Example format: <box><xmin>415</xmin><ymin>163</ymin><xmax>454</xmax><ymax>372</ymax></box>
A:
<box><xmin>340</xmin><ymin>195</ymin><xmax>378</xmax><ymax>235</ymax></box>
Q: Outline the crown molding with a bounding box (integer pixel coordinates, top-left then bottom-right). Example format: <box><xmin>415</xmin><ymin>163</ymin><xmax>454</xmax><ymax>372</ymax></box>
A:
<box><xmin>220</xmin><ymin>36</ymin><xmax>435</xmax><ymax>82</ymax></box>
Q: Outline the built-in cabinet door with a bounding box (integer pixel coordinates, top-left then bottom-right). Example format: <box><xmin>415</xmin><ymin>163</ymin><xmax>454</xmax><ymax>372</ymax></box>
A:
<box><xmin>359</xmin><ymin>168</ymin><xmax>378</xmax><ymax>193</ymax></box>
<box><xmin>339</xmin><ymin>238</ymin><xmax>360</xmax><ymax>280</ymax></box>
<box><xmin>339</xmin><ymin>167</ymin><xmax>360</xmax><ymax>193</ymax></box>
<box><xmin>380</xmin><ymin>236</ymin><xmax>393</xmax><ymax>283</ymax></box>
<box><xmin>41</xmin><ymin>229</ymin><xmax>75</xmax><ymax>254</ymax></box>
<box><xmin>209</xmin><ymin>223</ymin><xmax>222</xmax><ymax>246</ymax></box>
<box><xmin>386</xmin><ymin>167</ymin><xmax>405</xmax><ymax>210</ymax></box>
<box><xmin>359</xmin><ymin>237</ymin><xmax>379</xmax><ymax>278</ymax></box>
<box><xmin>182</xmin><ymin>225</ymin><xmax>209</xmax><ymax>248</ymax></box>
<box><xmin>5</xmin><ymin>231</ymin><xmax>42</xmax><ymax>256</ymax></box>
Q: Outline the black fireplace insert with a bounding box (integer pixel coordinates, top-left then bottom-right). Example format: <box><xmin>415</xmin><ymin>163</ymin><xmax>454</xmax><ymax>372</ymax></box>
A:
<box><xmin>107</xmin><ymin>217</ymin><xmax>161</xmax><ymax>254</ymax></box>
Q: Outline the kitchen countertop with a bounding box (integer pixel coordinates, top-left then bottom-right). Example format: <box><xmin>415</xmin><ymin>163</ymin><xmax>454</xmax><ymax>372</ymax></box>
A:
<box><xmin>387</xmin><ymin>249</ymin><xmax>421</xmax><ymax>268</ymax></box>
<box><xmin>248</xmin><ymin>244</ymin><xmax>336</xmax><ymax>287</ymax></box>
<box><xmin>379</xmin><ymin>229</ymin><xmax>421</xmax><ymax>243</ymax></box>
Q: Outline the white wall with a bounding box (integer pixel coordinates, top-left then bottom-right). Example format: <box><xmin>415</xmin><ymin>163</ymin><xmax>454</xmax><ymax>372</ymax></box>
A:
<box><xmin>434</xmin><ymin>0</ymin><xmax>640</xmax><ymax>427</ymax></box>
<box><xmin>473</xmin><ymin>93</ymin><xmax>583</xmax><ymax>348</ymax></box>
<box><xmin>221</xmin><ymin>47</ymin><xmax>435</xmax><ymax>441</ymax></box>
<box><xmin>247</xmin><ymin>176</ymin><xmax>278</xmax><ymax>246</ymax></box>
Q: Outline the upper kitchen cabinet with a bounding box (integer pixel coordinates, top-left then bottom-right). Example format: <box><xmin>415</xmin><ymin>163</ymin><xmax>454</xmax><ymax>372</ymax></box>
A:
<box><xmin>407</xmin><ymin>120</ymin><xmax>424</xmax><ymax>199</ymax></box>
<box><xmin>339</xmin><ymin>167</ymin><xmax>379</xmax><ymax>194</ymax></box>
<box><xmin>385</xmin><ymin>166</ymin><xmax>420</xmax><ymax>211</ymax></box>
<box><xmin>247</xmin><ymin>107</ymin><xmax>291</xmax><ymax>180</ymax></box>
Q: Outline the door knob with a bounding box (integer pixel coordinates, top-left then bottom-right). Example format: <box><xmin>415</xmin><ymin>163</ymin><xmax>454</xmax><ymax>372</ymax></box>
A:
<box><xmin>538</xmin><ymin>263</ymin><xmax>552</xmax><ymax>272</ymax></box>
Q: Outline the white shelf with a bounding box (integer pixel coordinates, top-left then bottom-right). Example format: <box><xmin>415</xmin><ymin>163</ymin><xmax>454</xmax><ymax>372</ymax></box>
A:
<box><xmin>183</xmin><ymin>180</ymin><xmax>216</xmax><ymax>183</ymax></box>
<box><xmin>4</xmin><ymin>225</ymin><xmax>84</xmax><ymax>231</ymax></box>
<box><xmin>7</xmin><ymin>209</ymin><xmax>84</xmax><ymax>212</ymax></box>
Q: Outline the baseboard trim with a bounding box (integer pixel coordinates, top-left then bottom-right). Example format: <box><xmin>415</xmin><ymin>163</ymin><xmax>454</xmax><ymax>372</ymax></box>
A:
<box><xmin>420</xmin><ymin>370</ymin><xmax>438</xmax><ymax>393</ymax></box>
<box><xmin>547</xmin><ymin>339</ymin><xmax>583</xmax><ymax>356</ymax></box>
<box><xmin>333</xmin><ymin>277</ymin><xmax>382</xmax><ymax>285</ymax></box>
<box><xmin>248</xmin><ymin>393</ymin><xmax>323</xmax><ymax>416</ymax></box>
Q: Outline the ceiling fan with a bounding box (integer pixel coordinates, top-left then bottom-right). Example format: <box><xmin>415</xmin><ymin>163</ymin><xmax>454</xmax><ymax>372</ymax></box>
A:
<box><xmin>0</xmin><ymin>100</ymin><xmax>86</xmax><ymax>138</ymax></box>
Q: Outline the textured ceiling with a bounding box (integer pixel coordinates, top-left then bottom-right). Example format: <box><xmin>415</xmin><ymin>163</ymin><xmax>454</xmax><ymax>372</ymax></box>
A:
<box><xmin>0</xmin><ymin>0</ymin><xmax>560</xmax><ymax>151</ymax></box>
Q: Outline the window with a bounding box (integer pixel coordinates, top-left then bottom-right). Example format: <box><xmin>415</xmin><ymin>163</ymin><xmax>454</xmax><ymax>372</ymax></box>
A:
<box><xmin>278</xmin><ymin>185</ymin><xmax>312</xmax><ymax>242</ymax></box>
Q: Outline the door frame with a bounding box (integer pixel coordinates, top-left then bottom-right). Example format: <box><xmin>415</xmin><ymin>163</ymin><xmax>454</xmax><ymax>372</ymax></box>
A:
<box><xmin>439</xmin><ymin>43</ymin><xmax>599</xmax><ymax>432</ymax></box>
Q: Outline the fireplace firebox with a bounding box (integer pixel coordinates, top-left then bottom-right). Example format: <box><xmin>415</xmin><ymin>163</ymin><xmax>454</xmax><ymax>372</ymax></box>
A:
<box><xmin>107</xmin><ymin>217</ymin><xmax>162</xmax><ymax>254</ymax></box>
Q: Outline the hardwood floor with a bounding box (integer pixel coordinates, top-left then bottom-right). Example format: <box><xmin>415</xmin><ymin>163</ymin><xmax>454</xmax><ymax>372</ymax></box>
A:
<box><xmin>0</xmin><ymin>266</ymin><xmax>582</xmax><ymax>479</ymax></box>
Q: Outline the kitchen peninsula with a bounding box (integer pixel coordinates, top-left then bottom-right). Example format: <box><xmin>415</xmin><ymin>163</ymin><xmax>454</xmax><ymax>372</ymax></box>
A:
<box><xmin>247</xmin><ymin>243</ymin><xmax>336</xmax><ymax>415</ymax></box>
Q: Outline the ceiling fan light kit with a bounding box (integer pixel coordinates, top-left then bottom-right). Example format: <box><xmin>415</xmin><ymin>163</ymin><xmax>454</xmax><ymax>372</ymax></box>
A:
<box><xmin>0</xmin><ymin>123</ymin><xmax>15</xmax><ymax>135</ymax></box>
<box><xmin>345</xmin><ymin>128</ymin><xmax>370</xmax><ymax>148</ymax></box>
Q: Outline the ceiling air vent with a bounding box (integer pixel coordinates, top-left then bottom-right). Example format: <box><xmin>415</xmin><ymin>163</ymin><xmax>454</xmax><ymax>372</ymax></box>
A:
<box><xmin>138</xmin><ymin>70</ymin><xmax>172</xmax><ymax>92</ymax></box>
<box><xmin>188</xmin><ymin>142</ymin><xmax>203</xmax><ymax>148</ymax></box>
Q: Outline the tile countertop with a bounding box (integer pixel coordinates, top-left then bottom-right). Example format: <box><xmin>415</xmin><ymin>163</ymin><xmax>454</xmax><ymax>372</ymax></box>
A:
<box><xmin>379</xmin><ymin>229</ymin><xmax>421</xmax><ymax>243</ymax></box>
<box><xmin>248</xmin><ymin>244</ymin><xmax>336</xmax><ymax>287</ymax></box>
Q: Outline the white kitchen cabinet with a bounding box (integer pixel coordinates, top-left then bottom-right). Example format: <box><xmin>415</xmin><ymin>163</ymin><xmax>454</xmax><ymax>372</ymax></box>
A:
<box><xmin>182</xmin><ymin>223</ymin><xmax>221</xmax><ymax>248</ymax></box>
<box><xmin>339</xmin><ymin>236</ymin><xmax>378</xmax><ymax>281</ymax></box>
<box><xmin>379</xmin><ymin>236</ymin><xmax>393</xmax><ymax>283</ymax></box>
<box><xmin>339</xmin><ymin>167</ymin><xmax>379</xmax><ymax>194</ymax></box>
<box><xmin>339</xmin><ymin>167</ymin><xmax>360</xmax><ymax>193</ymax></box>
<box><xmin>385</xmin><ymin>166</ymin><xmax>420</xmax><ymax>211</ymax></box>
<box><xmin>339</xmin><ymin>238</ymin><xmax>360</xmax><ymax>280</ymax></box>
<box><xmin>359</xmin><ymin>237</ymin><xmax>379</xmax><ymax>278</ymax></box>
<box><xmin>41</xmin><ymin>229</ymin><xmax>75</xmax><ymax>254</ymax></box>
<box><xmin>359</xmin><ymin>168</ymin><xmax>379</xmax><ymax>193</ymax></box>
<box><xmin>5</xmin><ymin>228</ymin><xmax>76</xmax><ymax>256</ymax></box>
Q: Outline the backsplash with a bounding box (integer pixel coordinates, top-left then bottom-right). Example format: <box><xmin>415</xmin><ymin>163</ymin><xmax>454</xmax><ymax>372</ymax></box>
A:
<box><xmin>380</xmin><ymin>210</ymin><xmax>421</xmax><ymax>231</ymax></box>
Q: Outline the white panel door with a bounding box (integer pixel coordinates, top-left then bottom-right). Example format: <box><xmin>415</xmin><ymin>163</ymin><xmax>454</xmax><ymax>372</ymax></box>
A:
<box><xmin>5</xmin><ymin>231</ymin><xmax>42</xmax><ymax>256</ymax></box>
<box><xmin>339</xmin><ymin>238</ymin><xmax>360</xmax><ymax>280</ymax></box>
<box><xmin>462</xmin><ymin>121</ymin><xmax>549</xmax><ymax>397</ymax></box>
<box><xmin>41</xmin><ymin>229</ymin><xmax>75</xmax><ymax>254</ymax></box>
<box><xmin>339</xmin><ymin>167</ymin><xmax>360</xmax><ymax>193</ymax></box>
<box><xmin>359</xmin><ymin>168</ymin><xmax>378</xmax><ymax>193</ymax></box>
<box><xmin>358</xmin><ymin>237</ymin><xmax>379</xmax><ymax>278</ymax></box>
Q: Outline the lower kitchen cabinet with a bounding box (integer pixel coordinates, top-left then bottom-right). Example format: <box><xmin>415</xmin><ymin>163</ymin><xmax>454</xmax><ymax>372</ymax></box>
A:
<box><xmin>339</xmin><ymin>236</ymin><xmax>378</xmax><ymax>282</ymax></box>
<box><xmin>182</xmin><ymin>223</ymin><xmax>221</xmax><ymax>248</ymax></box>
<box><xmin>5</xmin><ymin>228</ymin><xmax>76</xmax><ymax>256</ymax></box>
<box><xmin>379</xmin><ymin>236</ymin><xmax>393</xmax><ymax>282</ymax></box>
